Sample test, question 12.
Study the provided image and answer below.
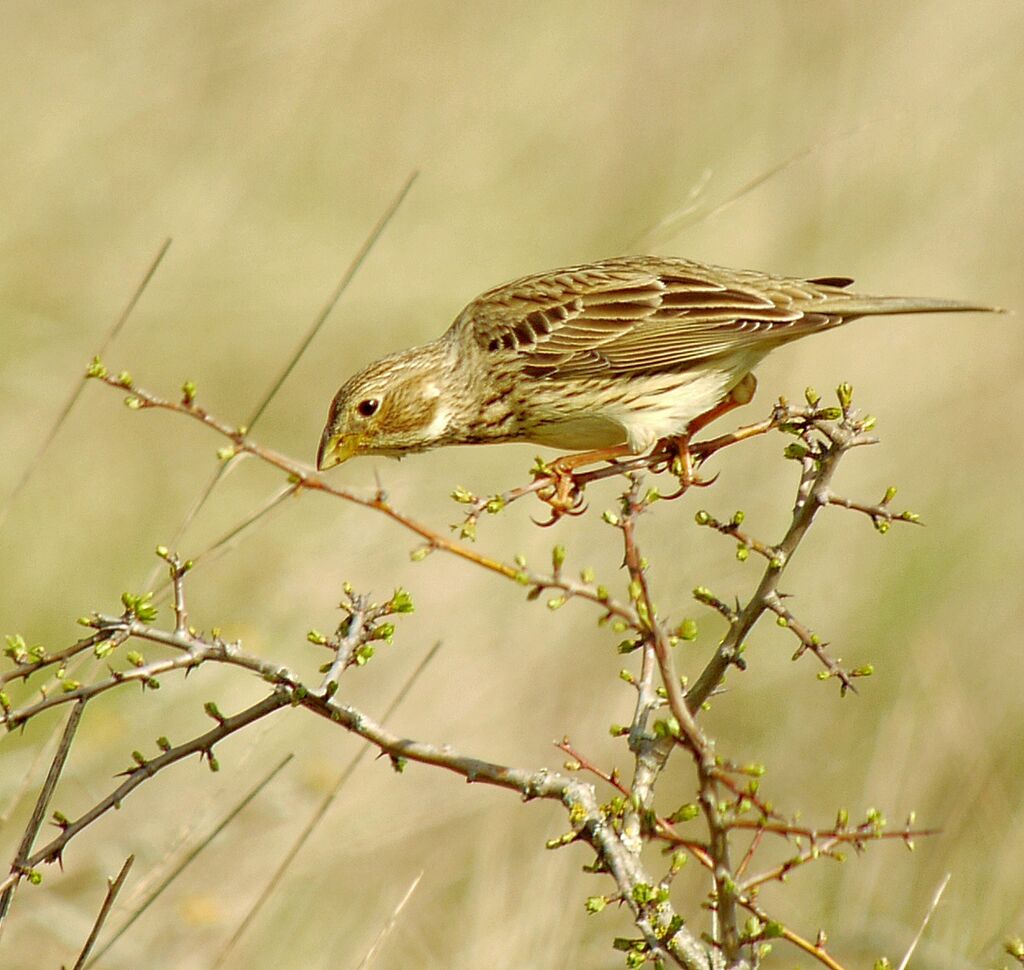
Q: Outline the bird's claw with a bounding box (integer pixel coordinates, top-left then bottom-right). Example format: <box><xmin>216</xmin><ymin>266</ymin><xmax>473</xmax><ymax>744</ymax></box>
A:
<box><xmin>533</xmin><ymin>465</ymin><xmax>588</xmax><ymax>526</ymax></box>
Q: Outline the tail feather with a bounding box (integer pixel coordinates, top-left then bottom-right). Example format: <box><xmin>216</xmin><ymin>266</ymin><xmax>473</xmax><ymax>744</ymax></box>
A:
<box><xmin>824</xmin><ymin>296</ymin><xmax>1005</xmax><ymax>317</ymax></box>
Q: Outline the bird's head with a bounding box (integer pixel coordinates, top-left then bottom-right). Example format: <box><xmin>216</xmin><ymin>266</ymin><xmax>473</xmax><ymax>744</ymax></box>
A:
<box><xmin>316</xmin><ymin>347</ymin><xmax>453</xmax><ymax>469</ymax></box>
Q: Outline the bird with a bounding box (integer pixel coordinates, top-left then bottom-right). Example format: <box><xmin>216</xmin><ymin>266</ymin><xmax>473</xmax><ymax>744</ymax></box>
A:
<box><xmin>316</xmin><ymin>255</ymin><xmax>996</xmax><ymax>479</ymax></box>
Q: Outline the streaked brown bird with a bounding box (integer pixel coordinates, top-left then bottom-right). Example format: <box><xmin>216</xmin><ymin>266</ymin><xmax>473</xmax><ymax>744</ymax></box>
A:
<box><xmin>317</xmin><ymin>256</ymin><xmax>995</xmax><ymax>475</ymax></box>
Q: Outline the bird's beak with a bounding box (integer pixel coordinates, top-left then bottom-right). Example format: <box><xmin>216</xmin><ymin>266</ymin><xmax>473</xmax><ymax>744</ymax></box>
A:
<box><xmin>317</xmin><ymin>431</ymin><xmax>360</xmax><ymax>470</ymax></box>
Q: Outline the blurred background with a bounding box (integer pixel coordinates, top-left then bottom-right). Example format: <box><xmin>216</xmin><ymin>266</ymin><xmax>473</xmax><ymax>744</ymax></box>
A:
<box><xmin>1</xmin><ymin>2</ymin><xmax>1022</xmax><ymax>967</ymax></box>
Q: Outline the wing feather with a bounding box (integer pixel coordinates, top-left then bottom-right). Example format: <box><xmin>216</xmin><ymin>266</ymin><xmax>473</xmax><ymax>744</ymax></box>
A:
<box><xmin>452</xmin><ymin>256</ymin><xmax>858</xmax><ymax>377</ymax></box>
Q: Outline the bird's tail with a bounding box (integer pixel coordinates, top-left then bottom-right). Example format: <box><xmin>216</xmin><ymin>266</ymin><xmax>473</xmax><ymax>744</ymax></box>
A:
<box><xmin>824</xmin><ymin>295</ymin><xmax>1004</xmax><ymax>317</ymax></box>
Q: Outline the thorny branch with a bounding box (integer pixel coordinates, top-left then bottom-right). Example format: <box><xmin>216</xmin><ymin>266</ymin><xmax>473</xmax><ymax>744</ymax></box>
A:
<box><xmin>0</xmin><ymin>371</ymin><xmax>935</xmax><ymax>969</ymax></box>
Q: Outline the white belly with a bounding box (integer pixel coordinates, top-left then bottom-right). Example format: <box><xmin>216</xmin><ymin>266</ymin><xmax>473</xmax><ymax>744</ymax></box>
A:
<box><xmin>525</xmin><ymin>362</ymin><xmax>757</xmax><ymax>454</ymax></box>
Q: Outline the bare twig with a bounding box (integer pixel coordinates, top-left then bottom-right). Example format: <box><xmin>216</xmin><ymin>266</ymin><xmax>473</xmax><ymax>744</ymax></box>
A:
<box><xmin>70</xmin><ymin>855</ymin><xmax>134</xmax><ymax>970</ymax></box>
<box><xmin>895</xmin><ymin>872</ymin><xmax>951</xmax><ymax>970</ymax></box>
<box><xmin>210</xmin><ymin>641</ymin><xmax>444</xmax><ymax>969</ymax></box>
<box><xmin>353</xmin><ymin>871</ymin><xmax>424</xmax><ymax>970</ymax></box>
<box><xmin>84</xmin><ymin>756</ymin><xmax>293</xmax><ymax>968</ymax></box>
<box><xmin>0</xmin><ymin>694</ymin><xmax>290</xmax><ymax>897</ymax></box>
<box><xmin>143</xmin><ymin>173</ymin><xmax>418</xmax><ymax>591</ymax></box>
<box><xmin>0</xmin><ymin>699</ymin><xmax>86</xmax><ymax>930</ymax></box>
<box><xmin>688</xmin><ymin>397</ymin><xmax>890</xmax><ymax>707</ymax></box>
<box><xmin>0</xmin><ymin>239</ymin><xmax>172</xmax><ymax>533</ymax></box>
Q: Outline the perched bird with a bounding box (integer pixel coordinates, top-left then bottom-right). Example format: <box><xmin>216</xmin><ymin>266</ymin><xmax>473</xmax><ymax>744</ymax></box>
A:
<box><xmin>317</xmin><ymin>256</ymin><xmax>995</xmax><ymax>473</ymax></box>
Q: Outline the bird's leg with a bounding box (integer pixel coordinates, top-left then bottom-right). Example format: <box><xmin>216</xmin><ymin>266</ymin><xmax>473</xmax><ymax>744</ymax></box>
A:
<box><xmin>661</xmin><ymin>373</ymin><xmax>758</xmax><ymax>488</ymax></box>
<box><xmin>534</xmin><ymin>444</ymin><xmax>636</xmax><ymax>522</ymax></box>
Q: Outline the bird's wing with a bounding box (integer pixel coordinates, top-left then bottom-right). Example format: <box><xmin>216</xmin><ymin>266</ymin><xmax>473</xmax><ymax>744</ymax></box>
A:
<box><xmin>453</xmin><ymin>256</ymin><xmax>856</xmax><ymax>378</ymax></box>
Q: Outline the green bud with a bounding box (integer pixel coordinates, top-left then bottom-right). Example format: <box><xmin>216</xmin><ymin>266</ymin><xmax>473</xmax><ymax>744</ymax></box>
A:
<box><xmin>837</xmin><ymin>382</ymin><xmax>854</xmax><ymax>409</ymax></box>
<box><xmin>181</xmin><ymin>380</ymin><xmax>197</xmax><ymax>404</ymax></box>
<box><xmin>736</xmin><ymin>545</ymin><xmax>749</xmax><ymax>562</ymax></box>
<box><xmin>694</xmin><ymin>509</ymin><xmax>711</xmax><ymax>525</ymax></box>
<box><xmin>355</xmin><ymin>644</ymin><xmax>376</xmax><ymax>665</ymax></box>
<box><xmin>584</xmin><ymin>896</ymin><xmax>607</xmax><ymax>914</ymax></box>
<box><xmin>93</xmin><ymin>639</ymin><xmax>116</xmax><ymax>663</ymax></box>
<box><xmin>677</xmin><ymin>618</ymin><xmax>698</xmax><ymax>641</ymax></box>
<box><xmin>204</xmin><ymin>701</ymin><xmax>225</xmax><ymax>722</ymax></box>
<box><xmin>601</xmin><ymin>510</ymin><xmax>619</xmax><ymax>526</ymax></box>
<box><xmin>668</xmin><ymin>803</ymin><xmax>700</xmax><ymax>823</ymax></box>
<box><xmin>631</xmin><ymin>883</ymin><xmax>655</xmax><ymax>905</ymax></box>
<box><xmin>85</xmin><ymin>356</ymin><xmax>107</xmax><ymax>379</ymax></box>
<box><xmin>653</xmin><ymin>716</ymin><xmax>680</xmax><ymax>739</ymax></box>
<box><xmin>804</xmin><ymin>386</ymin><xmax>820</xmax><ymax>406</ymax></box>
<box><xmin>552</xmin><ymin>544</ymin><xmax>567</xmax><ymax>570</ymax></box>
<box><xmin>389</xmin><ymin>589</ymin><xmax>414</xmax><ymax>613</ymax></box>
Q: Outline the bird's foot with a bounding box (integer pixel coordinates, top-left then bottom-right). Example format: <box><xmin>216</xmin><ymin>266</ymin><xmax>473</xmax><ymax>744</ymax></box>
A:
<box><xmin>533</xmin><ymin>459</ymin><xmax>589</xmax><ymax>526</ymax></box>
<box><xmin>529</xmin><ymin>446</ymin><xmax>635</xmax><ymax>526</ymax></box>
<box><xmin>654</xmin><ymin>436</ymin><xmax>719</xmax><ymax>498</ymax></box>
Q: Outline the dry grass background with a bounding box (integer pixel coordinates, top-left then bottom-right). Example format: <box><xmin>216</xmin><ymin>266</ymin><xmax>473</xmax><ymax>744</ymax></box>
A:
<box><xmin>1</xmin><ymin>2</ymin><xmax>1022</xmax><ymax>968</ymax></box>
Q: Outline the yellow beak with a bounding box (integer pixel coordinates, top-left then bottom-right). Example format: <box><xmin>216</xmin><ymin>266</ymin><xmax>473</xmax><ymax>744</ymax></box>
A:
<box><xmin>316</xmin><ymin>432</ymin><xmax>360</xmax><ymax>470</ymax></box>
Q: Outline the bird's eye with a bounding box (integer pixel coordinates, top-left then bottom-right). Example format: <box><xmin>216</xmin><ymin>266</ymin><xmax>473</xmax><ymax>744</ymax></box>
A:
<box><xmin>356</xmin><ymin>398</ymin><xmax>380</xmax><ymax>418</ymax></box>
